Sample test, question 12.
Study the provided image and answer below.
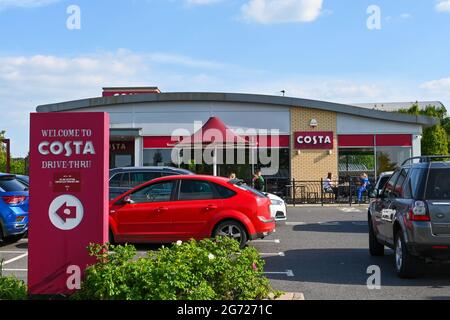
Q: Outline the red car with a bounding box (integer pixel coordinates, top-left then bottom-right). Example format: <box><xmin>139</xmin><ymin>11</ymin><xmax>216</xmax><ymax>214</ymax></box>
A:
<box><xmin>109</xmin><ymin>175</ymin><xmax>275</xmax><ymax>247</ymax></box>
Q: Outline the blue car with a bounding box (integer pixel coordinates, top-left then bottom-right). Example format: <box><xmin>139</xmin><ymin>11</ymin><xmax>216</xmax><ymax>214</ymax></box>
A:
<box><xmin>0</xmin><ymin>173</ymin><xmax>29</xmax><ymax>243</ymax></box>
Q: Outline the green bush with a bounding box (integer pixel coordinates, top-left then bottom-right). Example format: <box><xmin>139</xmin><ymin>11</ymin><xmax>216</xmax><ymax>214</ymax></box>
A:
<box><xmin>0</xmin><ymin>261</ymin><xmax>28</xmax><ymax>300</ymax></box>
<box><xmin>74</xmin><ymin>237</ymin><xmax>280</xmax><ymax>300</ymax></box>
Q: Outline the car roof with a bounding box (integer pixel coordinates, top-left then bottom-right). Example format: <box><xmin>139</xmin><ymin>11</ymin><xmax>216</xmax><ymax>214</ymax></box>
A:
<box><xmin>109</xmin><ymin>167</ymin><xmax>194</xmax><ymax>174</ymax></box>
<box><xmin>0</xmin><ymin>172</ymin><xmax>15</xmax><ymax>178</ymax></box>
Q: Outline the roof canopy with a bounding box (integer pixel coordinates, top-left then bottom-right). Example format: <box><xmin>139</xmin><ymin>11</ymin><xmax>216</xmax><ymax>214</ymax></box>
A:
<box><xmin>176</xmin><ymin>117</ymin><xmax>254</xmax><ymax>147</ymax></box>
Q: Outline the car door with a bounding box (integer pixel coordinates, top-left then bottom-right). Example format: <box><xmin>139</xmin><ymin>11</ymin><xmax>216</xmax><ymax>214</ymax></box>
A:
<box><xmin>170</xmin><ymin>179</ymin><xmax>223</xmax><ymax>240</ymax></box>
<box><xmin>384</xmin><ymin>168</ymin><xmax>409</xmax><ymax>242</ymax></box>
<box><xmin>110</xmin><ymin>180</ymin><xmax>176</xmax><ymax>242</ymax></box>
<box><xmin>373</xmin><ymin>169</ymin><xmax>401</xmax><ymax>243</ymax></box>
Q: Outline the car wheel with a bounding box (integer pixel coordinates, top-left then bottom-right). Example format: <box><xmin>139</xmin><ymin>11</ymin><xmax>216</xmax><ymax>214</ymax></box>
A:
<box><xmin>368</xmin><ymin>218</ymin><xmax>384</xmax><ymax>256</ymax></box>
<box><xmin>394</xmin><ymin>231</ymin><xmax>419</xmax><ymax>278</ymax></box>
<box><xmin>109</xmin><ymin>229</ymin><xmax>116</xmax><ymax>245</ymax></box>
<box><xmin>213</xmin><ymin>220</ymin><xmax>248</xmax><ymax>249</ymax></box>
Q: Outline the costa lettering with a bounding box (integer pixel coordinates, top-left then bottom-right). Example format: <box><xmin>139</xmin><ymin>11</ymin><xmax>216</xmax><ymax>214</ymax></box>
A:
<box><xmin>38</xmin><ymin>141</ymin><xmax>96</xmax><ymax>157</ymax></box>
<box><xmin>297</xmin><ymin>135</ymin><xmax>332</xmax><ymax>145</ymax></box>
<box><xmin>294</xmin><ymin>131</ymin><xmax>334</xmax><ymax>150</ymax></box>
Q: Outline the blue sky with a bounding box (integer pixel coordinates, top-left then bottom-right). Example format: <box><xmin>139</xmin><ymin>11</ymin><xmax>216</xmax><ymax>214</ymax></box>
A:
<box><xmin>1</xmin><ymin>0</ymin><xmax>450</xmax><ymax>156</ymax></box>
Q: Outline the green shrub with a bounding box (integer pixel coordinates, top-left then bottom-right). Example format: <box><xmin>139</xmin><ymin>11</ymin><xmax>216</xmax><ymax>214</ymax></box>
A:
<box><xmin>0</xmin><ymin>261</ymin><xmax>28</xmax><ymax>300</ymax></box>
<box><xmin>74</xmin><ymin>237</ymin><xmax>281</xmax><ymax>300</ymax></box>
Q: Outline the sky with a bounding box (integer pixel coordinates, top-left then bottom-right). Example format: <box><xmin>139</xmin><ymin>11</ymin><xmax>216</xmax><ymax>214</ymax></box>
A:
<box><xmin>0</xmin><ymin>0</ymin><xmax>450</xmax><ymax>156</ymax></box>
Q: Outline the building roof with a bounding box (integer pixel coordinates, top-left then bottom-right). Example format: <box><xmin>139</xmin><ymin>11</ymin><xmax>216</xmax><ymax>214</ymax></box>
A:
<box><xmin>36</xmin><ymin>92</ymin><xmax>438</xmax><ymax>127</ymax></box>
<box><xmin>352</xmin><ymin>101</ymin><xmax>444</xmax><ymax>112</ymax></box>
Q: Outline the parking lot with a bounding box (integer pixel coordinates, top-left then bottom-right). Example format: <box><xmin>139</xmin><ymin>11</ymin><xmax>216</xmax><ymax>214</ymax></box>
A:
<box><xmin>2</xmin><ymin>205</ymin><xmax>450</xmax><ymax>300</ymax></box>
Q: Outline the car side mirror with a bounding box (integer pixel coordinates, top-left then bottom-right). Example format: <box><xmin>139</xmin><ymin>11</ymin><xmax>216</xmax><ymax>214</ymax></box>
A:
<box><xmin>122</xmin><ymin>196</ymin><xmax>134</xmax><ymax>204</ymax></box>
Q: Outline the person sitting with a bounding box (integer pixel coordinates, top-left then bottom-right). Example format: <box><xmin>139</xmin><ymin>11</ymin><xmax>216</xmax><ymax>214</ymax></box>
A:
<box><xmin>323</xmin><ymin>172</ymin><xmax>338</xmax><ymax>201</ymax></box>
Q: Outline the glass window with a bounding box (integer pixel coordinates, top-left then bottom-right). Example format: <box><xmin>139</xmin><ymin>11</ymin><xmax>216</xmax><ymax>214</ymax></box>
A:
<box><xmin>143</xmin><ymin>149</ymin><xmax>177</xmax><ymax>167</ymax></box>
<box><xmin>376</xmin><ymin>147</ymin><xmax>412</xmax><ymax>176</ymax></box>
<box><xmin>0</xmin><ymin>177</ymin><xmax>28</xmax><ymax>192</ymax></box>
<box><xmin>130</xmin><ymin>181</ymin><xmax>175</xmax><ymax>203</ymax></box>
<box><xmin>120</xmin><ymin>172</ymin><xmax>130</xmax><ymax>187</ymax></box>
<box><xmin>339</xmin><ymin>148</ymin><xmax>375</xmax><ymax>179</ymax></box>
<box><xmin>110</xmin><ymin>173</ymin><xmax>123</xmax><ymax>187</ymax></box>
<box><xmin>383</xmin><ymin>170</ymin><xmax>401</xmax><ymax>198</ymax></box>
<box><xmin>179</xmin><ymin>180</ymin><xmax>214</xmax><ymax>200</ymax></box>
<box><xmin>404</xmin><ymin>168</ymin><xmax>427</xmax><ymax>199</ymax></box>
<box><xmin>129</xmin><ymin>172</ymin><xmax>161</xmax><ymax>187</ymax></box>
<box><xmin>212</xmin><ymin>183</ymin><xmax>236</xmax><ymax>199</ymax></box>
<box><xmin>425</xmin><ymin>168</ymin><xmax>450</xmax><ymax>200</ymax></box>
<box><xmin>115</xmin><ymin>154</ymin><xmax>133</xmax><ymax>167</ymax></box>
<box><xmin>393</xmin><ymin>169</ymin><xmax>409</xmax><ymax>198</ymax></box>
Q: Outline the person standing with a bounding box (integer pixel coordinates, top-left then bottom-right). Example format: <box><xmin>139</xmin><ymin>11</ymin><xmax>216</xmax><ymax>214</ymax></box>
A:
<box><xmin>253</xmin><ymin>169</ymin><xmax>265</xmax><ymax>192</ymax></box>
<box><xmin>357</xmin><ymin>173</ymin><xmax>370</xmax><ymax>203</ymax></box>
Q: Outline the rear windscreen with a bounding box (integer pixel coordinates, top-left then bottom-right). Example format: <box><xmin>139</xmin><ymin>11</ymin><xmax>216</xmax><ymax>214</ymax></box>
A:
<box><xmin>426</xmin><ymin>169</ymin><xmax>450</xmax><ymax>200</ymax></box>
<box><xmin>0</xmin><ymin>177</ymin><xmax>28</xmax><ymax>192</ymax></box>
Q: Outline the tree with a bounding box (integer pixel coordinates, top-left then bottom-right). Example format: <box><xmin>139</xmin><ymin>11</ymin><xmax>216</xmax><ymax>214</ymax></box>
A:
<box><xmin>397</xmin><ymin>103</ymin><xmax>449</xmax><ymax>155</ymax></box>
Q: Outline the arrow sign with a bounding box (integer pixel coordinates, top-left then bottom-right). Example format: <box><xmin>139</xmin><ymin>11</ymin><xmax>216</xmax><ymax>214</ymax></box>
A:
<box><xmin>55</xmin><ymin>202</ymin><xmax>77</xmax><ymax>223</ymax></box>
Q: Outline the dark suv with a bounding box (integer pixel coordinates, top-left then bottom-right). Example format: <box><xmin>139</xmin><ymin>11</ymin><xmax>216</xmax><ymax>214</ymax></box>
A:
<box><xmin>109</xmin><ymin>167</ymin><xmax>194</xmax><ymax>199</ymax></box>
<box><xmin>368</xmin><ymin>156</ymin><xmax>450</xmax><ymax>278</ymax></box>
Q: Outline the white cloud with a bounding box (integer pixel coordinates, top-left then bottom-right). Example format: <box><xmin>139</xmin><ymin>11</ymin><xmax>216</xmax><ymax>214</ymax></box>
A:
<box><xmin>400</xmin><ymin>13</ymin><xmax>412</xmax><ymax>19</ymax></box>
<box><xmin>420</xmin><ymin>77</ymin><xmax>450</xmax><ymax>92</ymax></box>
<box><xmin>0</xmin><ymin>0</ymin><xmax>59</xmax><ymax>10</ymax></box>
<box><xmin>436</xmin><ymin>0</ymin><xmax>450</xmax><ymax>13</ymax></box>
<box><xmin>240</xmin><ymin>0</ymin><xmax>323</xmax><ymax>24</ymax></box>
<box><xmin>184</xmin><ymin>0</ymin><xmax>223</xmax><ymax>5</ymax></box>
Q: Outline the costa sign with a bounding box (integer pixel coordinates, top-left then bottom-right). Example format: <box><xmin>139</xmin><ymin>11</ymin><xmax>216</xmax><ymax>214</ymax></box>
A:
<box><xmin>294</xmin><ymin>131</ymin><xmax>334</xmax><ymax>149</ymax></box>
<box><xmin>29</xmin><ymin>112</ymin><xmax>109</xmax><ymax>296</ymax></box>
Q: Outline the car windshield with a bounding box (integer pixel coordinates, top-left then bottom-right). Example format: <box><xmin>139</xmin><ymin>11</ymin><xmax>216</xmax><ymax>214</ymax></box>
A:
<box><xmin>425</xmin><ymin>168</ymin><xmax>450</xmax><ymax>200</ymax></box>
<box><xmin>229</xmin><ymin>179</ymin><xmax>266</xmax><ymax>198</ymax></box>
<box><xmin>0</xmin><ymin>176</ymin><xmax>28</xmax><ymax>192</ymax></box>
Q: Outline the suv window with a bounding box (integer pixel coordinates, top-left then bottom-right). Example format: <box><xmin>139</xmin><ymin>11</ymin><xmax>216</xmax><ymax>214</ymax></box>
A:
<box><xmin>130</xmin><ymin>172</ymin><xmax>161</xmax><ymax>187</ymax></box>
<box><xmin>179</xmin><ymin>180</ymin><xmax>214</xmax><ymax>200</ymax></box>
<box><xmin>393</xmin><ymin>169</ymin><xmax>409</xmax><ymax>198</ymax></box>
<box><xmin>129</xmin><ymin>181</ymin><xmax>175</xmax><ymax>203</ymax></box>
<box><xmin>0</xmin><ymin>177</ymin><xmax>28</xmax><ymax>192</ymax></box>
<box><xmin>403</xmin><ymin>168</ymin><xmax>427</xmax><ymax>199</ymax></box>
<box><xmin>383</xmin><ymin>170</ymin><xmax>401</xmax><ymax>198</ymax></box>
<box><xmin>110</xmin><ymin>173</ymin><xmax>123</xmax><ymax>187</ymax></box>
<box><xmin>425</xmin><ymin>168</ymin><xmax>450</xmax><ymax>200</ymax></box>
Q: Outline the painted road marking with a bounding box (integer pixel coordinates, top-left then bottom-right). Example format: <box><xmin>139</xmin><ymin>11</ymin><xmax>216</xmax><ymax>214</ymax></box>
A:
<box><xmin>0</xmin><ymin>251</ymin><xmax>28</xmax><ymax>254</ymax></box>
<box><xmin>3</xmin><ymin>268</ymin><xmax>27</xmax><ymax>272</ymax></box>
<box><xmin>284</xmin><ymin>222</ymin><xmax>307</xmax><ymax>226</ymax></box>
<box><xmin>260</xmin><ymin>252</ymin><xmax>285</xmax><ymax>258</ymax></box>
<box><xmin>251</xmin><ymin>239</ymin><xmax>280</xmax><ymax>244</ymax></box>
<box><xmin>340</xmin><ymin>208</ymin><xmax>362</xmax><ymax>213</ymax></box>
<box><xmin>318</xmin><ymin>222</ymin><xmax>340</xmax><ymax>225</ymax></box>
<box><xmin>265</xmin><ymin>270</ymin><xmax>294</xmax><ymax>277</ymax></box>
<box><xmin>3</xmin><ymin>253</ymin><xmax>28</xmax><ymax>265</ymax></box>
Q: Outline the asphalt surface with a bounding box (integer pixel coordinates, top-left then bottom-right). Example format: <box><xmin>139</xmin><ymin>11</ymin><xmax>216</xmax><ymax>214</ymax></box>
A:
<box><xmin>2</xmin><ymin>205</ymin><xmax>450</xmax><ymax>300</ymax></box>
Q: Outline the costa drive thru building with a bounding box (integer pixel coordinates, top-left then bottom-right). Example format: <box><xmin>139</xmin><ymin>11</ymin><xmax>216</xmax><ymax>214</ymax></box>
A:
<box><xmin>37</xmin><ymin>87</ymin><xmax>438</xmax><ymax>190</ymax></box>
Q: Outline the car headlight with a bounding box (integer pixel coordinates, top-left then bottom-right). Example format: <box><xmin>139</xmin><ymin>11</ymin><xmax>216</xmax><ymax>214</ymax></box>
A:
<box><xmin>270</xmin><ymin>199</ymin><xmax>284</xmax><ymax>206</ymax></box>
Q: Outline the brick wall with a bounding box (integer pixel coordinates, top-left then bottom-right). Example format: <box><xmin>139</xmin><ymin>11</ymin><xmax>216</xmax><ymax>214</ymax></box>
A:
<box><xmin>290</xmin><ymin>107</ymin><xmax>338</xmax><ymax>181</ymax></box>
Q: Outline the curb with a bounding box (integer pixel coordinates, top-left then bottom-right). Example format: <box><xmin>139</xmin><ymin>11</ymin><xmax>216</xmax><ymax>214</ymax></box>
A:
<box><xmin>274</xmin><ymin>292</ymin><xmax>305</xmax><ymax>300</ymax></box>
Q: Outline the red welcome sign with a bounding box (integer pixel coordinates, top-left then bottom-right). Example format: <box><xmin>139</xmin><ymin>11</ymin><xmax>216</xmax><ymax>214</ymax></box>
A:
<box><xmin>294</xmin><ymin>131</ymin><xmax>334</xmax><ymax>150</ymax></box>
<box><xmin>28</xmin><ymin>112</ymin><xmax>109</xmax><ymax>295</ymax></box>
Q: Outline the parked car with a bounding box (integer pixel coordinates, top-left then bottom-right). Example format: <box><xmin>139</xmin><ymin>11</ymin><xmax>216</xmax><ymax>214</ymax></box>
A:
<box><xmin>109</xmin><ymin>166</ymin><xmax>194</xmax><ymax>199</ymax></box>
<box><xmin>15</xmin><ymin>175</ymin><xmax>29</xmax><ymax>186</ymax></box>
<box><xmin>109</xmin><ymin>175</ymin><xmax>275</xmax><ymax>248</ymax></box>
<box><xmin>369</xmin><ymin>171</ymin><xmax>393</xmax><ymax>198</ymax></box>
<box><xmin>266</xmin><ymin>193</ymin><xmax>287</xmax><ymax>221</ymax></box>
<box><xmin>0</xmin><ymin>173</ymin><xmax>29</xmax><ymax>243</ymax></box>
<box><xmin>368</xmin><ymin>156</ymin><xmax>450</xmax><ymax>278</ymax></box>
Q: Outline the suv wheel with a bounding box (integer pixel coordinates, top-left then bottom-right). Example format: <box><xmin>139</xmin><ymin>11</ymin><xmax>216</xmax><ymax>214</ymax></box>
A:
<box><xmin>213</xmin><ymin>220</ymin><xmax>248</xmax><ymax>249</ymax></box>
<box><xmin>369</xmin><ymin>219</ymin><xmax>384</xmax><ymax>256</ymax></box>
<box><xmin>394</xmin><ymin>231</ymin><xmax>419</xmax><ymax>278</ymax></box>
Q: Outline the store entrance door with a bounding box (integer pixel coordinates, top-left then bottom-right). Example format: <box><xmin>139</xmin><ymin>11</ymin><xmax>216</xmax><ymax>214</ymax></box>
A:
<box><xmin>110</xmin><ymin>140</ymin><xmax>135</xmax><ymax>168</ymax></box>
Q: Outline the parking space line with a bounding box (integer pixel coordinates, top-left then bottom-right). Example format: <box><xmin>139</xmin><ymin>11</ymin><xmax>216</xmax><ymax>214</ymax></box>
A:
<box><xmin>0</xmin><ymin>250</ymin><xmax>28</xmax><ymax>254</ymax></box>
<box><xmin>251</xmin><ymin>239</ymin><xmax>280</xmax><ymax>244</ymax></box>
<box><xmin>3</xmin><ymin>253</ymin><xmax>28</xmax><ymax>265</ymax></box>
<box><xmin>264</xmin><ymin>270</ymin><xmax>294</xmax><ymax>277</ymax></box>
<box><xmin>2</xmin><ymin>268</ymin><xmax>27</xmax><ymax>272</ymax></box>
<box><xmin>284</xmin><ymin>222</ymin><xmax>307</xmax><ymax>226</ymax></box>
<box><xmin>260</xmin><ymin>252</ymin><xmax>285</xmax><ymax>257</ymax></box>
